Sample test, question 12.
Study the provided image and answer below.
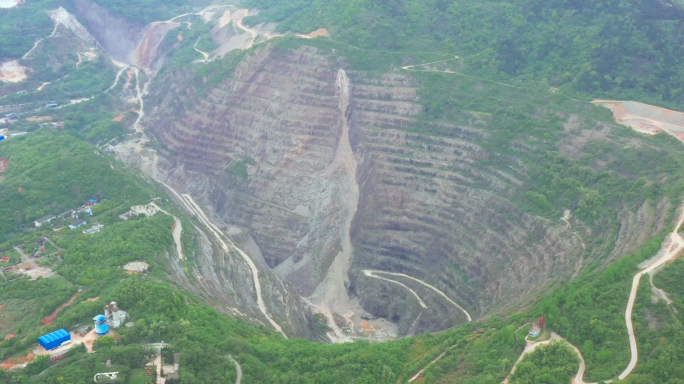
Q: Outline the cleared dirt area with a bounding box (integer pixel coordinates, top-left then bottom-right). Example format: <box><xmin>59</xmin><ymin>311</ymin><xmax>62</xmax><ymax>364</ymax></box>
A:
<box><xmin>296</xmin><ymin>28</ymin><xmax>329</xmax><ymax>39</ymax></box>
<box><xmin>0</xmin><ymin>0</ymin><xmax>22</xmax><ymax>8</ymax></box>
<box><xmin>42</xmin><ymin>292</ymin><xmax>80</xmax><ymax>325</ymax></box>
<box><xmin>26</xmin><ymin>116</ymin><xmax>51</xmax><ymax>122</ymax></box>
<box><xmin>594</xmin><ymin>100</ymin><xmax>684</xmax><ymax>143</ymax></box>
<box><xmin>0</xmin><ymin>61</ymin><xmax>28</xmax><ymax>83</ymax></box>
<box><xmin>1</xmin><ymin>351</ymin><xmax>34</xmax><ymax>371</ymax></box>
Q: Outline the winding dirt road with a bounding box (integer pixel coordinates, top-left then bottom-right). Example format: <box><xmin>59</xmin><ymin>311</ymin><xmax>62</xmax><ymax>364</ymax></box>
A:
<box><xmin>363</xmin><ymin>270</ymin><xmax>427</xmax><ymax>309</ymax></box>
<box><xmin>158</xmin><ymin>182</ymin><xmax>286</xmax><ymax>338</ymax></box>
<box><xmin>618</xmin><ymin>202</ymin><xmax>684</xmax><ymax>380</ymax></box>
<box><xmin>501</xmin><ymin>202</ymin><xmax>684</xmax><ymax>384</ymax></box>
<box><xmin>363</xmin><ymin>270</ymin><xmax>472</xmax><ymax>321</ymax></box>
<box><xmin>227</xmin><ymin>355</ymin><xmax>242</xmax><ymax>384</ymax></box>
<box><xmin>182</xmin><ymin>193</ymin><xmax>286</xmax><ymax>337</ymax></box>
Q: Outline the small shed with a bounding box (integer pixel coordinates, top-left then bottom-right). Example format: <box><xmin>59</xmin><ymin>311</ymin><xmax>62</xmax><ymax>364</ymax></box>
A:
<box><xmin>38</xmin><ymin>329</ymin><xmax>70</xmax><ymax>350</ymax></box>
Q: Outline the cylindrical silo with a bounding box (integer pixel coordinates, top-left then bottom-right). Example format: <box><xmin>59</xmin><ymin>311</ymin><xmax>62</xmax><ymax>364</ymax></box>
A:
<box><xmin>93</xmin><ymin>315</ymin><xmax>108</xmax><ymax>336</ymax></box>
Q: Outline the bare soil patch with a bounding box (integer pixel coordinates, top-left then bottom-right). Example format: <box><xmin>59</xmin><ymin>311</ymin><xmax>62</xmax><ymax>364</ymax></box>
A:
<box><xmin>26</xmin><ymin>116</ymin><xmax>51</xmax><ymax>122</ymax></box>
<box><xmin>0</xmin><ymin>61</ymin><xmax>28</xmax><ymax>83</ymax></box>
<box><xmin>0</xmin><ymin>0</ymin><xmax>23</xmax><ymax>8</ymax></box>
<box><xmin>42</xmin><ymin>292</ymin><xmax>80</xmax><ymax>325</ymax></box>
<box><xmin>1</xmin><ymin>351</ymin><xmax>35</xmax><ymax>371</ymax></box>
<box><xmin>296</xmin><ymin>28</ymin><xmax>329</xmax><ymax>39</ymax></box>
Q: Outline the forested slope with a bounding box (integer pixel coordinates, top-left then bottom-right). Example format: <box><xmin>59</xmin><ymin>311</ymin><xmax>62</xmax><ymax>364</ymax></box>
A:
<box><xmin>246</xmin><ymin>0</ymin><xmax>684</xmax><ymax>108</ymax></box>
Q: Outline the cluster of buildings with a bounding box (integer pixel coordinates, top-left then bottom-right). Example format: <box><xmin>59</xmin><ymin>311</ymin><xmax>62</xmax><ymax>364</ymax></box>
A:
<box><xmin>37</xmin><ymin>302</ymin><xmax>128</xmax><ymax>353</ymax></box>
<box><xmin>34</xmin><ymin>199</ymin><xmax>99</xmax><ymax>229</ymax></box>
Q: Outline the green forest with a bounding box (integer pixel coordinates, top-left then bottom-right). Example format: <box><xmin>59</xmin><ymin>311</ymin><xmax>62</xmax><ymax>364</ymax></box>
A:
<box><xmin>246</xmin><ymin>0</ymin><xmax>684</xmax><ymax>109</ymax></box>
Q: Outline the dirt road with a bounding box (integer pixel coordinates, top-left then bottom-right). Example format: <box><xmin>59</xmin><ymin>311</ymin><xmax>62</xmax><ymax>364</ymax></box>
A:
<box><xmin>158</xmin><ymin>181</ymin><xmax>286</xmax><ymax>337</ymax></box>
<box><xmin>363</xmin><ymin>270</ymin><xmax>472</xmax><ymax>321</ymax></box>
<box><xmin>363</xmin><ymin>270</ymin><xmax>427</xmax><ymax>309</ymax></box>
<box><xmin>15</xmin><ymin>247</ymin><xmax>37</xmax><ymax>269</ymax></box>
<box><xmin>502</xmin><ymin>333</ymin><xmax>564</xmax><ymax>383</ymax></box>
<box><xmin>501</xmin><ymin>202</ymin><xmax>684</xmax><ymax>384</ymax></box>
<box><xmin>228</xmin><ymin>355</ymin><xmax>242</xmax><ymax>384</ymax></box>
<box><xmin>618</xmin><ymin>202</ymin><xmax>684</xmax><ymax>380</ymax></box>
<box><xmin>171</xmin><ymin>216</ymin><xmax>184</xmax><ymax>260</ymax></box>
<box><xmin>193</xmin><ymin>37</ymin><xmax>210</xmax><ymax>62</ymax></box>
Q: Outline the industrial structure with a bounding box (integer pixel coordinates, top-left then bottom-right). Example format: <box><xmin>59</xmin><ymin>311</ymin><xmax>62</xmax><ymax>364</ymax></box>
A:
<box><xmin>104</xmin><ymin>302</ymin><xmax>127</xmax><ymax>328</ymax></box>
<box><xmin>94</xmin><ymin>315</ymin><xmax>108</xmax><ymax>336</ymax></box>
<box><xmin>38</xmin><ymin>329</ymin><xmax>71</xmax><ymax>350</ymax></box>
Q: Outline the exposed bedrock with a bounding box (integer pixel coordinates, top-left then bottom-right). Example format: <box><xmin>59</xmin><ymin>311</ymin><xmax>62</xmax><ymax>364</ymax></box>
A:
<box><xmin>71</xmin><ymin>0</ymin><xmax>176</xmax><ymax>72</ymax></box>
<box><xmin>71</xmin><ymin>0</ymin><xmax>144</xmax><ymax>63</ymax></box>
<box><xmin>143</xmin><ymin>45</ymin><xmax>664</xmax><ymax>336</ymax></box>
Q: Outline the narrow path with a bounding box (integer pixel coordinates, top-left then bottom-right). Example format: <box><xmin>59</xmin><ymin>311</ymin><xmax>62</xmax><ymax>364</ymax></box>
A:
<box><xmin>132</xmin><ymin>68</ymin><xmax>146</xmax><ymax>133</ymax></box>
<box><xmin>408</xmin><ymin>344</ymin><xmax>458</xmax><ymax>382</ymax></box>
<box><xmin>502</xmin><ymin>333</ymin><xmax>563</xmax><ymax>384</ymax></box>
<box><xmin>401</xmin><ymin>57</ymin><xmax>459</xmax><ymax>70</ymax></box>
<box><xmin>363</xmin><ymin>270</ymin><xmax>427</xmax><ymax>309</ymax></box>
<box><xmin>193</xmin><ymin>37</ymin><xmax>210</xmax><ymax>62</ymax></box>
<box><xmin>36</xmin><ymin>82</ymin><xmax>50</xmax><ymax>91</ymax></box>
<box><xmin>227</xmin><ymin>355</ymin><xmax>242</xmax><ymax>384</ymax></box>
<box><xmin>158</xmin><ymin>181</ymin><xmax>287</xmax><ymax>337</ymax></box>
<box><xmin>105</xmin><ymin>63</ymin><xmax>128</xmax><ymax>93</ymax></box>
<box><xmin>182</xmin><ymin>193</ymin><xmax>286</xmax><ymax>337</ymax></box>
<box><xmin>400</xmin><ymin>58</ymin><xmax>589</xmax><ymax>103</ymax></box>
<box><xmin>363</xmin><ymin>270</ymin><xmax>472</xmax><ymax>321</ymax></box>
<box><xmin>149</xmin><ymin>202</ymin><xmax>184</xmax><ymax>261</ymax></box>
<box><xmin>649</xmin><ymin>271</ymin><xmax>673</xmax><ymax>305</ymax></box>
<box><xmin>22</xmin><ymin>23</ymin><xmax>58</xmax><ymax>59</ymax></box>
<box><xmin>171</xmin><ymin>216</ymin><xmax>184</xmax><ymax>260</ymax></box>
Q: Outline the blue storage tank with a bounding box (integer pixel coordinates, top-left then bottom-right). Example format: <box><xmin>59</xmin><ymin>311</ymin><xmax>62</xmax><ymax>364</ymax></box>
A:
<box><xmin>0</xmin><ymin>135</ymin><xmax>4</xmax><ymax>141</ymax></box>
<box><xmin>94</xmin><ymin>315</ymin><xmax>108</xmax><ymax>336</ymax></box>
<box><xmin>38</xmin><ymin>329</ymin><xmax>71</xmax><ymax>350</ymax></box>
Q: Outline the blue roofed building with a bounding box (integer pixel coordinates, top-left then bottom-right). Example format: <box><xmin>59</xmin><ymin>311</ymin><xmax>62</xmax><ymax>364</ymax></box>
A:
<box><xmin>38</xmin><ymin>329</ymin><xmax>71</xmax><ymax>350</ymax></box>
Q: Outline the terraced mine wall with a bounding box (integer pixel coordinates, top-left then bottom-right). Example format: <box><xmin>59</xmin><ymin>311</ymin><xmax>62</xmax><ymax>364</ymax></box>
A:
<box><xmin>142</xmin><ymin>44</ymin><xmax>669</xmax><ymax>336</ymax></box>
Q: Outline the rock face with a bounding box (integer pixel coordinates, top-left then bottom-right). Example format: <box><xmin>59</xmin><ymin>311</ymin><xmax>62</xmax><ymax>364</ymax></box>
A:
<box><xmin>142</xmin><ymin>44</ymin><xmax>667</xmax><ymax>336</ymax></box>
<box><xmin>72</xmin><ymin>0</ymin><xmax>144</xmax><ymax>63</ymax></box>
<box><xmin>71</xmin><ymin>0</ymin><xmax>176</xmax><ymax>72</ymax></box>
